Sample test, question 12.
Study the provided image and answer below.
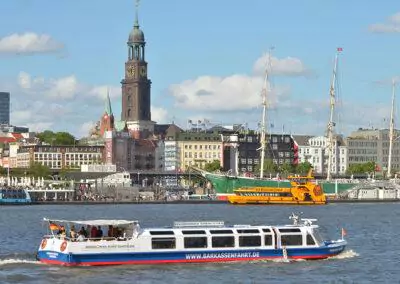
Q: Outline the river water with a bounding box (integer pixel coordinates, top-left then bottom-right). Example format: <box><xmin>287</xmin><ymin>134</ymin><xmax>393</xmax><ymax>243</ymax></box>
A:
<box><xmin>0</xmin><ymin>203</ymin><xmax>398</xmax><ymax>283</ymax></box>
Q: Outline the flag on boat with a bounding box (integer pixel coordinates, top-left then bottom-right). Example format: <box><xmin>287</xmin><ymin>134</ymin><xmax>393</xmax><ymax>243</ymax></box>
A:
<box><xmin>341</xmin><ymin>228</ymin><xmax>347</xmax><ymax>238</ymax></box>
<box><xmin>49</xmin><ymin>222</ymin><xmax>60</xmax><ymax>231</ymax></box>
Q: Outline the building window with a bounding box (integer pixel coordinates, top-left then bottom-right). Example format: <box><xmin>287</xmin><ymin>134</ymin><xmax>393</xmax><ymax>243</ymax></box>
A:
<box><xmin>272</xmin><ymin>144</ymin><xmax>278</xmax><ymax>150</ymax></box>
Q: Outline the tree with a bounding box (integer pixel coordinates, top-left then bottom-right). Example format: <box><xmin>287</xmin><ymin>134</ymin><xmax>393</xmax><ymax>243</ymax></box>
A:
<box><xmin>280</xmin><ymin>163</ymin><xmax>294</xmax><ymax>175</ymax></box>
<box><xmin>36</xmin><ymin>130</ymin><xmax>76</xmax><ymax>146</ymax></box>
<box><xmin>346</xmin><ymin>162</ymin><xmax>377</xmax><ymax>175</ymax></box>
<box><xmin>0</xmin><ymin>166</ymin><xmax>6</xmax><ymax>175</ymax></box>
<box><xmin>254</xmin><ymin>159</ymin><xmax>278</xmax><ymax>175</ymax></box>
<box><xmin>28</xmin><ymin>162</ymin><xmax>50</xmax><ymax>177</ymax></box>
<box><xmin>295</xmin><ymin>161</ymin><xmax>313</xmax><ymax>175</ymax></box>
<box><xmin>204</xmin><ymin>160</ymin><xmax>221</xmax><ymax>172</ymax></box>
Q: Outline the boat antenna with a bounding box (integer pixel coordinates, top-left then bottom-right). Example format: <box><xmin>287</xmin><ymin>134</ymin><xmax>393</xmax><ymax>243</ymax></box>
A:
<box><xmin>388</xmin><ymin>78</ymin><xmax>396</xmax><ymax>178</ymax></box>
<box><xmin>259</xmin><ymin>47</ymin><xmax>274</xmax><ymax>179</ymax></box>
<box><xmin>327</xmin><ymin>48</ymin><xmax>341</xmax><ymax>181</ymax></box>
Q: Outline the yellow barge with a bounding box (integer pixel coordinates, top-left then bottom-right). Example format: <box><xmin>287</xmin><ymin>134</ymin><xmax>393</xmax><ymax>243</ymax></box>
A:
<box><xmin>227</xmin><ymin>169</ymin><xmax>327</xmax><ymax>205</ymax></box>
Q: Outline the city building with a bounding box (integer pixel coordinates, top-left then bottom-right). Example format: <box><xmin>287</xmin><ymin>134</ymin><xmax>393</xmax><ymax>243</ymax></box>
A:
<box><xmin>346</xmin><ymin>128</ymin><xmax>400</xmax><ymax>173</ymax></box>
<box><xmin>103</xmin><ymin>130</ymin><xmax>158</xmax><ymax>171</ymax></box>
<box><xmin>172</xmin><ymin>131</ymin><xmax>223</xmax><ymax>171</ymax></box>
<box><xmin>121</xmin><ymin>4</ymin><xmax>154</xmax><ymax>138</ymax></box>
<box><xmin>163</xmin><ymin>124</ymin><xmax>184</xmax><ymax>171</ymax></box>
<box><xmin>16</xmin><ymin>145</ymin><xmax>104</xmax><ymax>169</ymax></box>
<box><xmin>0</xmin><ymin>124</ymin><xmax>29</xmax><ymax>133</ymax></box>
<box><xmin>222</xmin><ymin>133</ymin><xmax>296</xmax><ymax>174</ymax></box>
<box><xmin>0</xmin><ymin>92</ymin><xmax>10</xmax><ymax>125</ymax></box>
<box><xmin>294</xmin><ymin>135</ymin><xmax>347</xmax><ymax>175</ymax></box>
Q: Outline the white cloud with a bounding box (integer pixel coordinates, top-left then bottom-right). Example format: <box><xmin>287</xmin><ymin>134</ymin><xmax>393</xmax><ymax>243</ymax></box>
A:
<box><xmin>369</xmin><ymin>12</ymin><xmax>400</xmax><ymax>33</ymax></box>
<box><xmin>0</xmin><ymin>32</ymin><xmax>64</xmax><ymax>54</ymax></box>
<box><xmin>77</xmin><ymin>121</ymin><xmax>96</xmax><ymax>138</ymax></box>
<box><xmin>7</xmin><ymin>71</ymin><xmax>171</xmax><ymax>138</ymax></box>
<box><xmin>44</xmin><ymin>75</ymin><xmax>79</xmax><ymax>99</ymax></box>
<box><xmin>8</xmin><ymin>71</ymin><xmax>123</xmax><ymax>137</ymax></box>
<box><xmin>168</xmin><ymin>53</ymin><xmax>307</xmax><ymax>112</ymax></box>
<box><xmin>151</xmin><ymin>106</ymin><xmax>168</xmax><ymax>124</ymax></box>
<box><xmin>253</xmin><ymin>54</ymin><xmax>312</xmax><ymax>77</ymax></box>
<box><xmin>88</xmin><ymin>85</ymin><xmax>121</xmax><ymax>100</ymax></box>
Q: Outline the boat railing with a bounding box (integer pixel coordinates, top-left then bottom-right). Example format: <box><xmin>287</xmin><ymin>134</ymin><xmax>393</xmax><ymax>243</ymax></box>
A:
<box><xmin>43</xmin><ymin>235</ymin><xmax>129</xmax><ymax>242</ymax></box>
<box><xmin>174</xmin><ymin>221</ymin><xmax>225</xmax><ymax>228</ymax></box>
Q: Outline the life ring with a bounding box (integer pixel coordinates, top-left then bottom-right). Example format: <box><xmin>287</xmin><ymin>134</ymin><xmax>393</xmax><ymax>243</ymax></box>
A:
<box><xmin>313</xmin><ymin>185</ymin><xmax>323</xmax><ymax>196</ymax></box>
<box><xmin>41</xmin><ymin>239</ymin><xmax>47</xmax><ymax>249</ymax></box>
<box><xmin>60</xmin><ymin>241</ymin><xmax>67</xmax><ymax>252</ymax></box>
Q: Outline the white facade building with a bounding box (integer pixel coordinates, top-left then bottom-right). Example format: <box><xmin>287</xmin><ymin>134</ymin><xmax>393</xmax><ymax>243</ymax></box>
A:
<box><xmin>295</xmin><ymin>135</ymin><xmax>347</xmax><ymax>175</ymax></box>
<box><xmin>164</xmin><ymin>140</ymin><xmax>180</xmax><ymax>171</ymax></box>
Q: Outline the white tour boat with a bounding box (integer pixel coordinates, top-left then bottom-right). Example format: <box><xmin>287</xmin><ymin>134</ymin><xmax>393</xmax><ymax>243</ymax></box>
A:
<box><xmin>36</xmin><ymin>213</ymin><xmax>347</xmax><ymax>266</ymax></box>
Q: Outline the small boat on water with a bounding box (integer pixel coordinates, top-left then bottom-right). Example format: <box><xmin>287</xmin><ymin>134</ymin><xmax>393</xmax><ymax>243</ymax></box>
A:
<box><xmin>0</xmin><ymin>188</ymin><xmax>31</xmax><ymax>204</ymax></box>
<box><xmin>227</xmin><ymin>169</ymin><xmax>327</xmax><ymax>205</ymax></box>
<box><xmin>36</xmin><ymin>213</ymin><xmax>347</xmax><ymax>266</ymax></box>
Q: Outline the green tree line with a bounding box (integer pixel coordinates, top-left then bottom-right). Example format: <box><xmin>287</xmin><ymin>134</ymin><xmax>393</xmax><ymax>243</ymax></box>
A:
<box><xmin>36</xmin><ymin>130</ymin><xmax>76</xmax><ymax>145</ymax></box>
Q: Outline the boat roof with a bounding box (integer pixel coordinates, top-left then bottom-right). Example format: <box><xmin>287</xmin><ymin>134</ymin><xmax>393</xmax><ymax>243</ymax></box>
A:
<box><xmin>43</xmin><ymin>218</ymin><xmax>137</xmax><ymax>226</ymax></box>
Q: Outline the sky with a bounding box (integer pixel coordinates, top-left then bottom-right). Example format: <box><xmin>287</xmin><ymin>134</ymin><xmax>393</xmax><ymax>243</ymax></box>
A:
<box><xmin>0</xmin><ymin>0</ymin><xmax>399</xmax><ymax>138</ymax></box>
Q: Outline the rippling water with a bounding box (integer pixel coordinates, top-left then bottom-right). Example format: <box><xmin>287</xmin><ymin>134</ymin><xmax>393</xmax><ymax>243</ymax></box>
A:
<box><xmin>0</xmin><ymin>203</ymin><xmax>399</xmax><ymax>283</ymax></box>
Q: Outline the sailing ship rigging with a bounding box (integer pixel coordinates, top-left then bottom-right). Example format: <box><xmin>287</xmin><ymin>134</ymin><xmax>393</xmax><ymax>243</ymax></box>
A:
<box><xmin>326</xmin><ymin>48</ymin><xmax>341</xmax><ymax>181</ymax></box>
<box><xmin>259</xmin><ymin>48</ymin><xmax>273</xmax><ymax>179</ymax></box>
<box><xmin>387</xmin><ymin>79</ymin><xmax>396</xmax><ymax>178</ymax></box>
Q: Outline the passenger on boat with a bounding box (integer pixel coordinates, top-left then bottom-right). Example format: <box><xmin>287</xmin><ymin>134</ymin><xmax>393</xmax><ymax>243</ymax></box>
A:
<box><xmin>90</xmin><ymin>225</ymin><xmax>98</xmax><ymax>239</ymax></box>
<box><xmin>79</xmin><ymin>226</ymin><xmax>88</xmax><ymax>238</ymax></box>
<box><xmin>107</xmin><ymin>225</ymin><xmax>114</xmax><ymax>238</ymax></box>
<box><xmin>133</xmin><ymin>221</ymin><xmax>140</xmax><ymax>236</ymax></box>
<box><xmin>69</xmin><ymin>225</ymin><xmax>77</xmax><ymax>241</ymax></box>
<box><xmin>96</xmin><ymin>226</ymin><xmax>103</xmax><ymax>238</ymax></box>
<box><xmin>57</xmin><ymin>226</ymin><xmax>66</xmax><ymax>239</ymax></box>
<box><xmin>76</xmin><ymin>233</ymin><xmax>85</xmax><ymax>242</ymax></box>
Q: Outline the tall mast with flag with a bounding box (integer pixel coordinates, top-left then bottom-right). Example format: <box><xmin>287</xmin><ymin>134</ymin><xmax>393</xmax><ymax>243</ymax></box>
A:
<box><xmin>259</xmin><ymin>47</ymin><xmax>273</xmax><ymax>179</ymax></box>
<box><xmin>387</xmin><ymin>79</ymin><xmax>396</xmax><ymax>178</ymax></box>
<box><xmin>327</xmin><ymin>48</ymin><xmax>342</xmax><ymax>181</ymax></box>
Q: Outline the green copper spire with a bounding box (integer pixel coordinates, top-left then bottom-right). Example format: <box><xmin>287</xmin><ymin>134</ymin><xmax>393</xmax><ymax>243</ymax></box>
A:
<box><xmin>134</xmin><ymin>0</ymin><xmax>140</xmax><ymax>28</ymax></box>
<box><xmin>105</xmin><ymin>88</ymin><xmax>113</xmax><ymax>115</ymax></box>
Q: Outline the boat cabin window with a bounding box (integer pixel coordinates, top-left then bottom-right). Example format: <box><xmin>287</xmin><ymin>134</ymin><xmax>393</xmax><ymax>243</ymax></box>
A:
<box><xmin>152</xmin><ymin>238</ymin><xmax>176</xmax><ymax>249</ymax></box>
<box><xmin>311</xmin><ymin>229</ymin><xmax>324</xmax><ymax>244</ymax></box>
<box><xmin>306</xmin><ymin>234</ymin><xmax>315</xmax><ymax>245</ymax></box>
<box><xmin>184</xmin><ymin>237</ymin><xmax>207</xmax><ymax>248</ymax></box>
<box><xmin>212</xmin><ymin>236</ymin><xmax>235</xmax><ymax>248</ymax></box>
<box><xmin>182</xmin><ymin>230</ymin><xmax>206</xmax><ymax>235</ymax></box>
<box><xmin>210</xmin><ymin>230</ymin><xmax>233</xmax><ymax>234</ymax></box>
<box><xmin>236</xmin><ymin>229</ymin><xmax>259</xmax><ymax>234</ymax></box>
<box><xmin>264</xmin><ymin>235</ymin><xmax>273</xmax><ymax>246</ymax></box>
<box><xmin>239</xmin><ymin>236</ymin><xmax>261</xmax><ymax>247</ymax></box>
<box><xmin>262</xmin><ymin>228</ymin><xmax>271</xmax><ymax>233</ymax></box>
<box><xmin>150</xmin><ymin>231</ymin><xmax>175</xmax><ymax>235</ymax></box>
<box><xmin>281</xmin><ymin>235</ymin><xmax>303</xmax><ymax>246</ymax></box>
<box><xmin>278</xmin><ymin>228</ymin><xmax>301</xmax><ymax>233</ymax></box>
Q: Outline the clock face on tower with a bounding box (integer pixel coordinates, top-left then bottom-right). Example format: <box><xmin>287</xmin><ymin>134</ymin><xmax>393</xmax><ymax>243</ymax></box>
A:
<box><xmin>127</xmin><ymin>66</ymin><xmax>135</xmax><ymax>77</ymax></box>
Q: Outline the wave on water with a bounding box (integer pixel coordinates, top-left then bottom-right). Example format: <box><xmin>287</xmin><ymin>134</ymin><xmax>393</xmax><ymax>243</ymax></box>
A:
<box><xmin>0</xmin><ymin>253</ymin><xmax>42</xmax><ymax>266</ymax></box>
<box><xmin>327</xmin><ymin>249</ymin><xmax>359</xmax><ymax>259</ymax></box>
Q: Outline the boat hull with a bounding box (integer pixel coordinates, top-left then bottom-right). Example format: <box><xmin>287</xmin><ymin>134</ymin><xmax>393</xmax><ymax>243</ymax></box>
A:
<box><xmin>205</xmin><ymin>173</ymin><xmax>356</xmax><ymax>195</ymax></box>
<box><xmin>37</xmin><ymin>244</ymin><xmax>346</xmax><ymax>266</ymax></box>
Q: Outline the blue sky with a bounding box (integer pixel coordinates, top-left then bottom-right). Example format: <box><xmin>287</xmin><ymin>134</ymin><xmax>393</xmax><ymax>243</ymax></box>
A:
<box><xmin>0</xmin><ymin>0</ymin><xmax>399</xmax><ymax>137</ymax></box>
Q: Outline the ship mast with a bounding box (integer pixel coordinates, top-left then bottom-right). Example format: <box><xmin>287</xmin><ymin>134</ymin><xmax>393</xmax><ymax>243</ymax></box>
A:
<box><xmin>327</xmin><ymin>48</ymin><xmax>341</xmax><ymax>181</ymax></box>
<box><xmin>387</xmin><ymin>79</ymin><xmax>396</xmax><ymax>178</ymax></box>
<box><xmin>259</xmin><ymin>48</ymin><xmax>273</xmax><ymax>179</ymax></box>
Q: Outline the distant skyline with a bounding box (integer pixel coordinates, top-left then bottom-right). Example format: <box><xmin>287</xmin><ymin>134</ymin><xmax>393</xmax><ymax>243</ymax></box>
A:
<box><xmin>0</xmin><ymin>0</ymin><xmax>399</xmax><ymax>137</ymax></box>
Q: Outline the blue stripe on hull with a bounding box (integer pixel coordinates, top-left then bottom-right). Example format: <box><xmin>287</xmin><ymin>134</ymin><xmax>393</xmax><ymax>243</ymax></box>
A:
<box><xmin>38</xmin><ymin>245</ymin><xmax>346</xmax><ymax>266</ymax></box>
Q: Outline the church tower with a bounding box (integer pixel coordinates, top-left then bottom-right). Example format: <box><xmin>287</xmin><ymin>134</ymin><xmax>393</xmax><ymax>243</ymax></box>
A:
<box><xmin>100</xmin><ymin>90</ymin><xmax>115</xmax><ymax>137</ymax></box>
<box><xmin>121</xmin><ymin>0</ymin><xmax>154</xmax><ymax>139</ymax></box>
